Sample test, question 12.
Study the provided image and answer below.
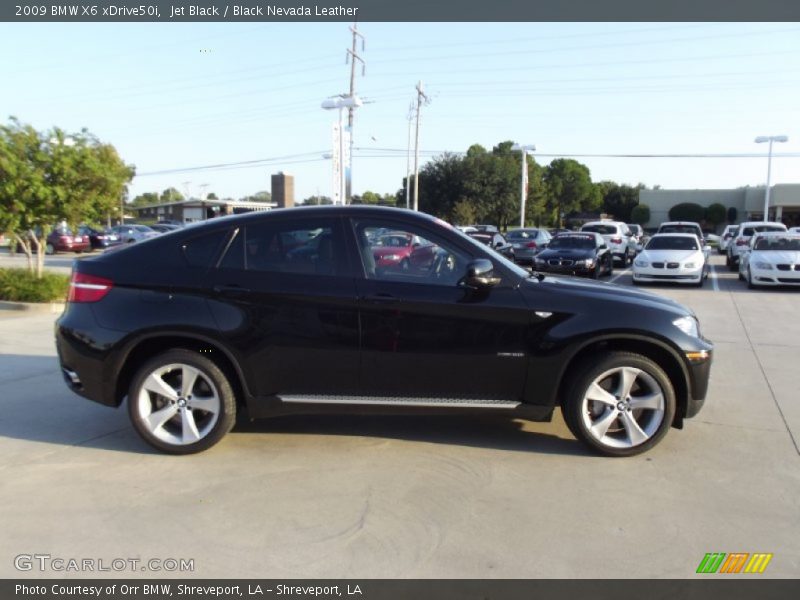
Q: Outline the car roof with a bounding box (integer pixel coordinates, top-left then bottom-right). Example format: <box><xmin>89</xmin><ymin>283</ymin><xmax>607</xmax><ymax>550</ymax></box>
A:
<box><xmin>649</xmin><ymin>233</ymin><xmax>700</xmax><ymax>239</ymax></box>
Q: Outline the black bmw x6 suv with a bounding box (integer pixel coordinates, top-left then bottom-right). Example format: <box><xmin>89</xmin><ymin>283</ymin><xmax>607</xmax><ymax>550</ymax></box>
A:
<box><xmin>56</xmin><ymin>206</ymin><xmax>712</xmax><ymax>456</ymax></box>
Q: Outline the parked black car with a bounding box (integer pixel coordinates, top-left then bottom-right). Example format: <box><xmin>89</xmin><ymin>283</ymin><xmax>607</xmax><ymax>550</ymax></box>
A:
<box><xmin>466</xmin><ymin>230</ymin><xmax>516</xmax><ymax>262</ymax></box>
<box><xmin>78</xmin><ymin>225</ymin><xmax>121</xmax><ymax>250</ymax></box>
<box><xmin>533</xmin><ymin>233</ymin><xmax>614</xmax><ymax>279</ymax></box>
<box><xmin>56</xmin><ymin>206</ymin><xmax>712</xmax><ymax>457</ymax></box>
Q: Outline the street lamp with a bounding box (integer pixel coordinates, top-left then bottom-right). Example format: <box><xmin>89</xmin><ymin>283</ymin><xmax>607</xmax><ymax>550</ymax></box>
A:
<box><xmin>512</xmin><ymin>143</ymin><xmax>536</xmax><ymax>228</ymax></box>
<box><xmin>754</xmin><ymin>135</ymin><xmax>788</xmax><ymax>221</ymax></box>
<box><xmin>322</xmin><ymin>95</ymin><xmax>362</xmax><ymax>205</ymax></box>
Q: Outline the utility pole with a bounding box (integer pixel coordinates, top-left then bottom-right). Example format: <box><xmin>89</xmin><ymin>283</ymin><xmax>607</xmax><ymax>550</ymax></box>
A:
<box><xmin>405</xmin><ymin>100</ymin><xmax>414</xmax><ymax>210</ymax></box>
<box><xmin>345</xmin><ymin>21</ymin><xmax>365</xmax><ymax>204</ymax></box>
<box><xmin>412</xmin><ymin>80</ymin><xmax>429</xmax><ymax>212</ymax></box>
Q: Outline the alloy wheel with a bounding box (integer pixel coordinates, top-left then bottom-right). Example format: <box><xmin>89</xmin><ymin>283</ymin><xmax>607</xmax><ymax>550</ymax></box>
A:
<box><xmin>134</xmin><ymin>363</ymin><xmax>221</xmax><ymax>446</ymax></box>
<box><xmin>580</xmin><ymin>366</ymin><xmax>666</xmax><ymax>450</ymax></box>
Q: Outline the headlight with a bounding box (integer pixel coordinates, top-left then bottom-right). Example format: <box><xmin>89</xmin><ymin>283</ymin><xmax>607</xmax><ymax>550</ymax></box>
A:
<box><xmin>754</xmin><ymin>262</ymin><xmax>773</xmax><ymax>270</ymax></box>
<box><xmin>383</xmin><ymin>254</ymin><xmax>401</xmax><ymax>261</ymax></box>
<box><xmin>634</xmin><ymin>259</ymin><xmax>649</xmax><ymax>267</ymax></box>
<box><xmin>535</xmin><ymin>258</ymin><xmax>545</xmax><ymax>264</ymax></box>
<box><xmin>684</xmin><ymin>262</ymin><xmax>695</xmax><ymax>269</ymax></box>
<box><xmin>673</xmin><ymin>316</ymin><xmax>699</xmax><ymax>338</ymax></box>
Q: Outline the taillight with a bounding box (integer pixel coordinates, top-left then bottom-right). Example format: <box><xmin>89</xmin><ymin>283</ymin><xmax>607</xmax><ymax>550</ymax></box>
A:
<box><xmin>68</xmin><ymin>272</ymin><xmax>113</xmax><ymax>303</ymax></box>
<box><xmin>525</xmin><ymin>241</ymin><xmax>537</xmax><ymax>248</ymax></box>
<box><xmin>736</xmin><ymin>239</ymin><xmax>749</xmax><ymax>246</ymax></box>
<box><xmin>61</xmin><ymin>235</ymin><xmax>72</xmax><ymax>243</ymax></box>
<box><xmin>611</xmin><ymin>237</ymin><xmax>622</xmax><ymax>244</ymax></box>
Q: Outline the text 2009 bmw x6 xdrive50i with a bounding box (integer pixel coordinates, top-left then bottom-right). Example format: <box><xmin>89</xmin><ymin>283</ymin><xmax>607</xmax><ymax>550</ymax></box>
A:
<box><xmin>56</xmin><ymin>206</ymin><xmax>712</xmax><ymax>456</ymax></box>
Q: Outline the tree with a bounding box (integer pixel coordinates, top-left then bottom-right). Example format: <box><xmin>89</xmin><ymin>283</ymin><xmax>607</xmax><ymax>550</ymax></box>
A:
<box><xmin>450</xmin><ymin>200</ymin><xmax>477</xmax><ymax>226</ymax></box>
<box><xmin>207</xmin><ymin>193</ymin><xmax>218</xmax><ymax>200</ymax></box>
<box><xmin>0</xmin><ymin>118</ymin><xmax>134</xmax><ymax>277</ymax></box>
<box><xmin>130</xmin><ymin>192</ymin><xmax>159</xmax><ymax>207</ymax></box>
<box><xmin>668</xmin><ymin>202</ymin><xmax>704</xmax><ymax>222</ymax></box>
<box><xmin>159</xmin><ymin>187</ymin><xmax>183</xmax><ymax>203</ymax></box>
<box><xmin>597</xmin><ymin>181</ymin><xmax>645</xmax><ymax>222</ymax></box>
<box><xmin>542</xmin><ymin>159</ymin><xmax>601</xmax><ymax>226</ymax></box>
<box><xmin>727</xmin><ymin>206</ymin><xmax>738</xmax><ymax>224</ymax></box>
<box><xmin>242</xmin><ymin>191</ymin><xmax>271</xmax><ymax>203</ymax></box>
<box><xmin>705</xmin><ymin>203</ymin><xmax>726</xmax><ymax>231</ymax></box>
<box><xmin>630</xmin><ymin>203</ymin><xmax>651</xmax><ymax>225</ymax></box>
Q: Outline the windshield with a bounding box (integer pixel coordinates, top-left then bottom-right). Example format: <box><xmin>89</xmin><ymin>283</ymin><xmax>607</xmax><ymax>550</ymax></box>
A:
<box><xmin>549</xmin><ymin>236</ymin><xmax>595</xmax><ymax>249</ymax></box>
<box><xmin>582</xmin><ymin>224</ymin><xmax>617</xmax><ymax>235</ymax></box>
<box><xmin>754</xmin><ymin>236</ymin><xmax>800</xmax><ymax>251</ymax></box>
<box><xmin>507</xmin><ymin>230</ymin><xmax>539</xmax><ymax>240</ymax></box>
<box><xmin>659</xmin><ymin>225</ymin><xmax>701</xmax><ymax>236</ymax></box>
<box><xmin>646</xmin><ymin>236</ymin><xmax>699</xmax><ymax>251</ymax></box>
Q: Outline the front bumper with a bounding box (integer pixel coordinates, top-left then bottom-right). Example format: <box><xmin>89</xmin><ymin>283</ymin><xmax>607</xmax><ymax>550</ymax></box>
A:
<box><xmin>633</xmin><ymin>266</ymin><xmax>702</xmax><ymax>284</ymax></box>
<box><xmin>684</xmin><ymin>347</ymin><xmax>713</xmax><ymax>418</ymax></box>
<box><xmin>749</xmin><ymin>267</ymin><xmax>800</xmax><ymax>286</ymax></box>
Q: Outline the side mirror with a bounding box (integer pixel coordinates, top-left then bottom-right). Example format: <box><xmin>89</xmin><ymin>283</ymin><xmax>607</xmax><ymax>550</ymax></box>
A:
<box><xmin>494</xmin><ymin>241</ymin><xmax>503</xmax><ymax>248</ymax></box>
<box><xmin>599</xmin><ymin>244</ymin><xmax>608</xmax><ymax>250</ymax></box>
<box><xmin>462</xmin><ymin>259</ymin><xmax>501</xmax><ymax>289</ymax></box>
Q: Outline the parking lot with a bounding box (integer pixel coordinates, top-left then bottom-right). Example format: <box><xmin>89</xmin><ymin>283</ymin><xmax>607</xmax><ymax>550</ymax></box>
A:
<box><xmin>0</xmin><ymin>252</ymin><xmax>798</xmax><ymax>579</ymax></box>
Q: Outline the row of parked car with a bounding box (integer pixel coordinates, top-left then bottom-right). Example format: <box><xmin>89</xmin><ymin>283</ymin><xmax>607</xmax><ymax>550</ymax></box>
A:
<box><xmin>20</xmin><ymin>222</ymin><xmax>184</xmax><ymax>255</ymax></box>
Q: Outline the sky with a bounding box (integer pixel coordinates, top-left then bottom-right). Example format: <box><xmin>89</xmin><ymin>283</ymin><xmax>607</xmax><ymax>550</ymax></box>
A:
<box><xmin>1</xmin><ymin>22</ymin><xmax>799</xmax><ymax>203</ymax></box>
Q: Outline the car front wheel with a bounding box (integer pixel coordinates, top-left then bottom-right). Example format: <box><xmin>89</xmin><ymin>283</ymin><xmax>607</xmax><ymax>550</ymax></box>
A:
<box><xmin>562</xmin><ymin>352</ymin><xmax>676</xmax><ymax>457</ymax></box>
<box><xmin>128</xmin><ymin>349</ymin><xmax>237</xmax><ymax>454</ymax></box>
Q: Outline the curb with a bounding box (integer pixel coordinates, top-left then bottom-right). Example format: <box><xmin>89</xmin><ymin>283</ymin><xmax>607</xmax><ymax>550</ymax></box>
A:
<box><xmin>0</xmin><ymin>300</ymin><xmax>65</xmax><ymax>314</ymax></box>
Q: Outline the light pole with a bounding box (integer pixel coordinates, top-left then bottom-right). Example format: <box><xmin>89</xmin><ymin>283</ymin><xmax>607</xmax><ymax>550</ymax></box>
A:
<box><xmin>754</xmin><ymin>135</ymin><xmax>788</xmax><ymax>221</ymax></box>
<box><xmin>322</xmin><ymin>95</ymin><xmax>362</xmax><ymax>205</ymax></box>
<box><xmin>512</xmin><ymin>143</ymin><xmax>536</xmax><ymax>228</ymax></box>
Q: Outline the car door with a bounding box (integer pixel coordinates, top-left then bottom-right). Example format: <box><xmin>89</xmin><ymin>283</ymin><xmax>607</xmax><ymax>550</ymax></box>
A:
<box><xmin>349</xmin><ymin>217</ymin><xmax>530</xmax><ymax>400</ymax></box>
<box><xmin>204</xmin><ymin>215</ymin><xmax>360</xmax><ymax>399</ymax></box>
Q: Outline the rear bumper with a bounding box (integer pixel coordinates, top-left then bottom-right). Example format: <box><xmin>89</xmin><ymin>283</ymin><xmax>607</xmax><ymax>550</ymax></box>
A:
<box><xmin>55</xmin><ymin>305</ymin><xmax>124</xmax><ymax>407</ymax></box>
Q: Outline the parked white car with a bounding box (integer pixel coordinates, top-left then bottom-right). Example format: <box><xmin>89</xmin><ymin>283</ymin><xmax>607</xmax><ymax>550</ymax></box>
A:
<box><xmin>718</xmin><ymin>224</ymin><xmax>738</xmax><ymax>254</ymax></box>
<box><xmin>789</xmin><ymin>227</ymin><xmax>800</xmax><ymax>234</ymax></box>
<box><xmin>633</xmin><ymin>233</ymin><xmax>709</xmax><ymax>287</ymax></box>
<box><xmin>726</xmin><ymin>221</ymin><xmax>788</xmax><ymax>271</ymax></box>
<box><xmin>580</xmin><ymin>221</ymin><xmax>634</xmax><ymax>265</ymax></box>
<box><xmin>739</xmin><ymin>232</ymin><xmax>800</xmax><ymax>288</ymax></box>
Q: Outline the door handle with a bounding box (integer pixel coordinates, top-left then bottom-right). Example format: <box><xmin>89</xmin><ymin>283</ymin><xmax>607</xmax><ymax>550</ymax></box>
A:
<box><xmin>362</xmin><ymin>293</ymin><xmax>400</xmax><ymax>304</ymax></box>
<box><xmin>213</xmin><ymin>284</ymin><xmax>251</xmax><ymax>295</ymax></box>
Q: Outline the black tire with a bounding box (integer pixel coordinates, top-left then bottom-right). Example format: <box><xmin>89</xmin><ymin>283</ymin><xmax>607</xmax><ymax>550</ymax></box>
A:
<box><xmin>128</xmin><ymin>349</ymin><xmax>237</xmax><ymax>454</ymax></box>
<box><xmin>561</xmin><ymin>351</ymin><xmax>676</xmax><ymax>457</ymax></box>
<box><xmin>606</xmin><ymin>256</ymin><xmax>614</xmax><ymax>277</ymax></box>
<box><xmin>727</xmin><ymin>254</ymin><xmax>738</xmax><ymax>272</ymax></box>
<box><xmin>591</xmin><ymin>262</ymin><xmax>601</xmax><ymax>279</ymax></box>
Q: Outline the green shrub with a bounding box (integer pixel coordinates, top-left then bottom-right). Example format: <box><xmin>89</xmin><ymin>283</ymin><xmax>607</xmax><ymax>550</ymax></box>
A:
<box><xmin>669</xmin><ymin>202</ymin><xmax>705</xmax><ymax>222</ymax></box>
<box><xmin>0</xmin><ymin>269</ymin><xmax>69</xmax><ymax>302</ymax></box>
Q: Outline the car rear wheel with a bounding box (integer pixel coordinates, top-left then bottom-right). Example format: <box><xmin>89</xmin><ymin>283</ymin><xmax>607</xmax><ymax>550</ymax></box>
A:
<box><xmin>128</xmin><ymin>349</ymin><xmax>237</xmax><ymax>454</ymax></box>
<box><xmin>562</xmin><ymin>352</ymin><xmax>676</xmax><ymax>457</ymax></box>
<box><xmin>45</xmin><ymin>243</ymin><xmax>55</xmax><ymax>255</ymax></box>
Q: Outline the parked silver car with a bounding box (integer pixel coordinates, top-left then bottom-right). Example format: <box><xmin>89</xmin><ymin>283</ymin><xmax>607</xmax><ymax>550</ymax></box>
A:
<box><xmin>505</xmin><ymin>228</ymin><xmax>552</xmax><ymax>265</ymax></box>
<box><xmin>107</xmin><ymin>224</ymin><xmax>160</xmax><ymax>244</ymax></box>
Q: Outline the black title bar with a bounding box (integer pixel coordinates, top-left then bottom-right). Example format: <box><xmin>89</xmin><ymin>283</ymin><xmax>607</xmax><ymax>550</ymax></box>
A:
<box><xmin>3</xmin><ymin>0</ymin><xmax>800</xmax><ymax>22</ymax></box>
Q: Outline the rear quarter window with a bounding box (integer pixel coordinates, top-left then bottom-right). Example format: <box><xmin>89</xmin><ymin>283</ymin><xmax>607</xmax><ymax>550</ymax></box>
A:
<box><xmin>181</xmin><ymin>230</ymin><xmax>228</xmax><ymax>268</ymax></box>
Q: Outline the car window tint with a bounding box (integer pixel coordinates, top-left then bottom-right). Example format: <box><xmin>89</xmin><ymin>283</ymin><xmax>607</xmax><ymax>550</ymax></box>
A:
<box><xmin>354</xmin><ymin>221</ymin><xmax>469</xmax><ymax>286</ymax></box>
<box><xmin>582</xmin><ymin>224</ymin><xmax>617</xmax><ymax>235</ymax></box>
<box><xmin>244</xmin><ymin>220</ymin><xmax>340</xmax><ymax>276</ymax></box>
<box><xmin>181</xmin><ymin>230</ymin><xmax>227</xmax><ymax>268</ymax></box>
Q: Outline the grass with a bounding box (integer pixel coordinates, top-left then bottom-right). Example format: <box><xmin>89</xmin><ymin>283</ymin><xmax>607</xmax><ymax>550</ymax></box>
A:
<box><xmin>0</xmin><ymin>269</ymin><xmax>70</xmax><ymax>303</ymax></box>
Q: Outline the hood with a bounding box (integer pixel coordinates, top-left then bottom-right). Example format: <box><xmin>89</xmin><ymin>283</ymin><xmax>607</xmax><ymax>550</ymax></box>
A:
<box><xmin>639</xmin><ymin>249</ymin><xmax>701</xmax><ymax>263</ymax></box>
<box><xmin>751</xmin><ymin>250</ymin><xmax>800</xmax><ymax>264</ymax></box>
<box><xmin>537</xmin><ymin>247</ymin><xmax>594</xmax><ymax>260</ymax></box>
<box><xmin>522</xmin><ymin>273</ymin><xmax>692</xmax><ymax>318</ymax></box>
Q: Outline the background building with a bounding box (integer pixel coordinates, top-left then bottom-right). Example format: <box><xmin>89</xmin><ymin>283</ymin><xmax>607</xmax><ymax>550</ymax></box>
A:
<box><xmin>639</xmin><ymin>184</ymin><xmax>800</xmax><ymax>229</ymax></box>
<box><xmin>271</xmin><ymin>172</ymin><xmax>295</xmax><ymax>209</ymax></box>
